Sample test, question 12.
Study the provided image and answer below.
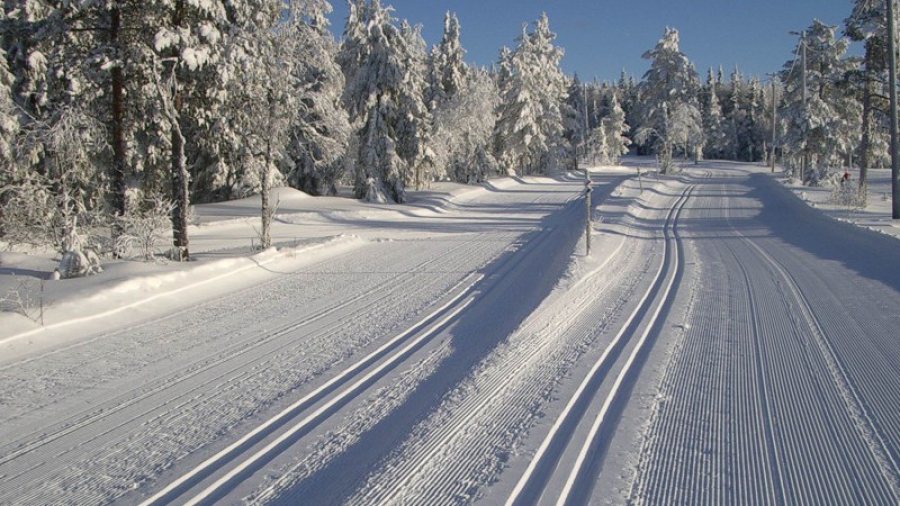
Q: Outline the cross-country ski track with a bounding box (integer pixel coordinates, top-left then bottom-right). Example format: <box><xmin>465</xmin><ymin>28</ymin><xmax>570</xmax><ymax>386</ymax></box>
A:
<box><xmin>2</xmin><ymin>162</ymin><xmax>900</xmax><ymax>505</ymax></box>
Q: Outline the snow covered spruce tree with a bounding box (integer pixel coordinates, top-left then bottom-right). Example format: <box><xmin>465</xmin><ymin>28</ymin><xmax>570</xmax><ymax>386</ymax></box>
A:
<box><xmin>337</xmin><ymin>0</ymin><xmax>428</xmax><ymax>203</ymax></box>
<box><xmin>426</xmin><ymin>11</ymin><xmax>467</xmax><ymax>111</ymax></box>
<box><xmin>2</xmin><ymin>1</ymin><xmax>185</xmax><ymax>253</ymax></box>
<box><xmin>596</xmin><ymin>91</ymin><xmax>631</xmax><ymax>165</ymax></box>
<box><xmin>69</xmin><ymin>0</ymin><xmax>151</xmax><ymax>223</ymax></box>
<box><xmin>564</xmin><ymin>74</ymin><xmax>589</xmax><ymax>161</ymax></box>
<box><xmin>426</xmin><ymin>12</ymin><xmax>500</xmax><ymax>183</ymax></box>
<box><xmin>779</xmin><ymin>20</ymin><xmax>860</xmax><ymax>184</ymax></box>
<box><xmin>723</xmin><ymin>69</ymin><xmax>748</xmax><ymax>160</ymax></box>
<box><xmin>701</xmin><ymin>69</ymin><xmax>728</xmax><ymax>159</ymax></box>
<box><xmin>720</xmin><ymin>69</ymin><xmax>768</xmax><ymax>162</ymax></box>
<box><xmin>616</xmin><ymin>71</ymin><xmax>641</xmax><ymax>143</ymax></box>
<box><xmin>493</xmin><ymin>13</ymin><xmax>569</xmax><ymax>175</ymax></box>
<box><xmin>432</xmin><ymin>67</ymin><xmax>501</xmax><ymax>183</ymax></box>
<box><xmin>846</xmin><ymin>0</ymin><xmax>891</xmax><ymax>195</ymax></box>
<box><xmin>399</xmin><ymin>20</ymin><xmax>437</xmax><ymax>190</ymax></box>
<box><xmin>634</xmin><ymin>27</ymin><xmax>703</xmax><ymax>172</ymax></box>
<box><xmin>0</xmin><ymin>43</ymin><xmax>16</xmax><ymax>176</ymax></box>
<box><xmin>284</xmin><ymin>1</ymin><xmax>351</xmax><ymax>197</ymax></box>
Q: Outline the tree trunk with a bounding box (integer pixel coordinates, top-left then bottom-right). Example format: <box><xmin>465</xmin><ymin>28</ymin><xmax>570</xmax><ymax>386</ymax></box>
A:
<box><xmin>261</xmin><ymin>160</ymin><xmax>271</xmax><ymax>249</ymax></box>
<box><xmin>109</xmin><ymin>1</ymin><xmax>127</xmax><ymax>221</ymax></box>
<box><xmin>260</xmin><ymin>88</ymin><xmax>274</xmax><ymax>250</ymax></box>
<box><xmin>170</xmin><ymin>104</ymin><xmax>190</xmax><ymax>261</ymax></box>
<box><xmin>168</xmin><ymin>0</ymin><xmax>190</xmax><ymax>261</ymax></box>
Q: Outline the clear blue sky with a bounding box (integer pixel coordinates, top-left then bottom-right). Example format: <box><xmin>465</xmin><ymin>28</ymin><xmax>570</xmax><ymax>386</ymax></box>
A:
<box><xmin>326</xmin><ymin>0</ymin><xmax>859</xmax><ymax>82</ymax></box>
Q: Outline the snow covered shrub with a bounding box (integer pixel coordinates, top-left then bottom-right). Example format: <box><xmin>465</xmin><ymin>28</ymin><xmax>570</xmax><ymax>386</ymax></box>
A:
<box><xmin>807</xmin><ymin>166</ymin><xmax>822</xmax><ymax>187</ymax></box>
<box><xmin>363</xmin><ymin>176</ymin><xmax>387</xmax><ymax>204</ymax></box>
<box><xmin>655</xmin><ymin>149</ymin><xmax>678</xmax><ymax>174</ymax></box>
<box><xmin>13</xmin><ymin>109</ymin><xmax>107</xmax><ymax>276</ymax></box>
<box><xmin>58</xmin><ymin>249</ymin><xmax>103</xmax><ymax>279</ymax></box>
<box><xmin>1</xmin><ymin>177</ymin><xmax>55</xmax><ymax>248</ymax></box>
<box><xmin>115</xmin><ymin>195</ymin><xmax>176</xmax><ymax>261</ymax></box>
<box><xmin>0</xmin><ymin>275</ymin><xmax>47</xmax><ymax>324</ymax></box>
<box><xmin>830</xmin><ymin>175</ymin><xmax>864</xmax><ymax>213</ymax></box>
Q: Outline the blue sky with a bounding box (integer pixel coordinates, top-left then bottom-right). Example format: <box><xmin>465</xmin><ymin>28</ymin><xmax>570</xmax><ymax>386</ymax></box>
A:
<box><xmin>326</xmin><ymin>0</ymin><xmax>859</xmax><ymax>82</ymax></box>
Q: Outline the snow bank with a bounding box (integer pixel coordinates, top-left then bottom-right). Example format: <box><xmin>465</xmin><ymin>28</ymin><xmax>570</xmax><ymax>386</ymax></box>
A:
<box><xmin>0</xmin><ymin>235</ymin><xmax>366</xmax><ymax>345</ymax></box>
<box><xmin>0</xmin><ymin>175</ymin><xmax>550</xmax><ymax>347</ymax></box>
<box><xmin>779</xmin><ymin>168</ymin><xmax>900</xmax><ymax>242</ymax></box>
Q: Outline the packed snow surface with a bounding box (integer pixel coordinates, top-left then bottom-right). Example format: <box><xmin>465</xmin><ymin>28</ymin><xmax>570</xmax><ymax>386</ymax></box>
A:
<box><xmin>2</xmin><ymin>161</ymin><xmax>900</xmax><ymax>505</ymax></box>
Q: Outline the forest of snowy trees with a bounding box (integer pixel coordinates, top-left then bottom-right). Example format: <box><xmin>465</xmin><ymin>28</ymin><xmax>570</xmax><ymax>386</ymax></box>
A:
<box><xmin>0</xmin><ymin>0</ymin><xmax>893</xmax><ymax>272</ymax></box>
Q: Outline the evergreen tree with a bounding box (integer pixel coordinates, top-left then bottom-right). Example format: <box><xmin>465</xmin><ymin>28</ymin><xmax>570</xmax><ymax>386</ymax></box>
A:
<box><xmin>0</xmin><ymin>44</ymin><xmax>16</xmax><ymax>169</ymax></box>
<box><xmin>493</xmin><ymin>13</ymin><xmax>569</xmax><ymax>175</ymax></box>
<box><xmin>780</xmin><ymin>20</ymin><xmax>861</xmax><ymax>183</ymax></box>
<box><xmin>597</xmin><ymin>91</ymin><xmax>631</xmax><ymax>164</ymax></box>
<box><xmin>846</xmin><ymin>0</ymin><xmax>891</xmax><ymax>193</ymax></box>
<box><xmin>151</xmin><ymin>0</ymin><xmax>232</xmax><ymax>260</ymax></box>
<box><xmin>617</xmin><ymin>71</ymin><xmax>641</xmax><ymax>142</ymax></box>
<box><xmin>702</xmin><ymin>70</ymin><xmax>727</xmax><ymax>159</ymax></box>
<box><xmin>724</xmin><ymin>68</ymin><xmax>747</xmax><ymax>160</ymax></box>
<box><xmin>564</xmin><ymin>74</ymin><xmax>588</xmax><ymax>159</ymax></box>
<box><xmin>338</xmin><ymin>0</ymin><xmax>427</xmax><ymax>203</ymax></box>
<box><xmin>0</xmin><ymin>1</ymin><xmax>122</xmax><ymax>260</ymax></box>
<box><xmin>432</xmin><ymin>68</ymin><xmax>501</xmax><ymax>183</ymax></box>
<box><xmin>743</xmin><ymin>78</ymin><xmax>767</xmax><ymax>162</ymax></box>
<box><xmin>398</xmin><ymin>20</ymin><xmax>434</xmax><ymax>189</ymax></box>
<box><xmin>286</xmin><ymin>1</ymin><xmax>351</xmax><ymax>196</ymax></box>
<box><xmin>426</xmin><ymin>11</ymin><xmax>467</xmax><ymax>110</ymax></box>
<box><xmin>634</xmin><ymin>27</ymin><xmax>703</xmax><ymax>172</ymax></box>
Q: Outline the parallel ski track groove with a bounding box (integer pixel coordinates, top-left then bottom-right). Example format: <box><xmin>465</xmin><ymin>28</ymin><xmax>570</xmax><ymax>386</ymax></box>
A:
<box><xmin>0</xmin><ymin>241</ymin><xmax>467</xmax><ymax>467</ymax></box>
<box><xmin>735</xmin><ymin>232</ymin><xmax>900</xmax><ymax>503</ymax></box>
<box><xmin>553</xmin><ymin>182</ymin><xmax>695</xmax><ymax>506</ymax></box>
<box><xmin>1</xmin><ymin>236</ymin><xmax>479</xmax><ymax>456</ymax></box>
<box><xmin>0</xmin><ymin>234</ymin><xmax>503</xmax><ymax>505</ymax></box>
<box><xmin>627</xmin><ymin>185</ymin><xmax>735</xmax><ymax>506</ymax></box>
<box><xmin>628</xmin><ymin>174</ymin><xmax>900</xmax><ymax>505</ymax></box>
<box><xmin>504</xmin><ymin>179</ymin><xmax>697</xmax><ymax>506</ymax></box>
<box><xmin>345</xmin><ymin>205</ymin><xmax>644</xmax><ymax>505</ymax></box>
<box><xmin>140</xmin><ymin>196</ymin><xmax>582</xmax><ymax>506</ymax></box>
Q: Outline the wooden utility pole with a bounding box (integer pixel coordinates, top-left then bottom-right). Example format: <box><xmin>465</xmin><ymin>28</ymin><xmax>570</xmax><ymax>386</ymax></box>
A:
<box><xmin>888</xmin><ymin>0</ymin><xmax>900</xmax><ymax>219</ymax></box>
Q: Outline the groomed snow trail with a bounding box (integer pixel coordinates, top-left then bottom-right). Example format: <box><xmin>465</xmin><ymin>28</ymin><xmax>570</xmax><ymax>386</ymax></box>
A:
<box><xmin>250</xmin><ymin>174</ymin><xmax>691</xmax><ymax>506</ymax></box>
<box><xmin>5</xmin><ymin>165</ymin><xmax>900</xmax><ymax>506</ymax></box>
<box><xmin>629</xmin><ymin>165</ymin><xmax>900</xmax><ymax>506</ymax></box>
<box><xmin>0</xmin><ymin>176</ymin><xmax>602</xmax><ymax>505</ymax></box>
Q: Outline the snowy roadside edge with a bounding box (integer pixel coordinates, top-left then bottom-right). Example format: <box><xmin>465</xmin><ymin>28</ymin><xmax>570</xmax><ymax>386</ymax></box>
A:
<box><xmin>0</xmin><ymin>235</ymin><xmax>366</xmax><ymax>346</ymax></box>
<box><xmin>776</xmin><ymin>173</ymin><xmax>900</xmax><ymax>242</ymax></box>
<box><xmin>0</xmin><ymin>174</ymin><xmax>586</xmax><ymax>346</ymax></box>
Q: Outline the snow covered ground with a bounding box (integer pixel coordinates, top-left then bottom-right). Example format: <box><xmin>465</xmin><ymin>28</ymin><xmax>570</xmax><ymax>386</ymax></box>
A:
<box><xmin>782</xmin><ymin>166</ymin><xmax>900</xmax><ymax>241</ymax></box>
<box><xmin>2</xmin><ymin>160</ymin><xmax>900</xmax><ymax>505</ymax></box>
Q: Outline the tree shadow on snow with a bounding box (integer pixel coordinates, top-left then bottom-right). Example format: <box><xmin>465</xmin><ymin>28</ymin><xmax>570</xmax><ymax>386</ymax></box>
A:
<box><xmin>747</xmin><ymin>172</ymin><xmax>900</xmax><ymax>295</ymax></box>
<box><xmin>264</xmin><ymin>191</ymin><xmax>588</xmax><ymax>505</ymax></box>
